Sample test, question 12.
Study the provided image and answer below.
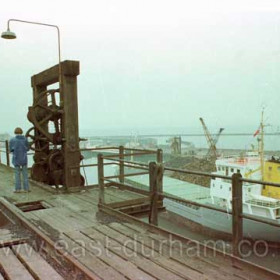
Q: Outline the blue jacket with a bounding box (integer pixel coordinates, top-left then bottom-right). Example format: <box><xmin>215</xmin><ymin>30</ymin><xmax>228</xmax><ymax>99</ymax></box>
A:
<box><xmin>9</xmin><ymin>135</ymin><xmax>29</xmax><ymax>166</ymax></box>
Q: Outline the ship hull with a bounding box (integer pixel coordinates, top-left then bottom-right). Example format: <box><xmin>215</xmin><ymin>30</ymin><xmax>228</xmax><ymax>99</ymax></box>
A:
<box><xmin>164</xmin><ymin>198</ymin><xmax>280</xmax><ymax>243</ymax></box>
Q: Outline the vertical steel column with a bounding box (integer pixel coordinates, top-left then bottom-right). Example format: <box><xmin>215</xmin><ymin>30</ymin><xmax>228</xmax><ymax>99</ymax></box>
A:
<box><xmin>119</xmin><ymin>146</ymin><xmax>124</xmax><ymax>184</ymax></box>
<box><xmin>5</xmin><ymin>140</ymin><xmax>10</xmax><ymax>167</ymax></box>
<box><xmin>232</xmin><ymin>172</ymin><xmax>243</xmax><ymax>257</ymax></box>
<box><xmin>98</xmin><ymin>154</ymin><xmax>105</xmax><ymax>205</ymax></box>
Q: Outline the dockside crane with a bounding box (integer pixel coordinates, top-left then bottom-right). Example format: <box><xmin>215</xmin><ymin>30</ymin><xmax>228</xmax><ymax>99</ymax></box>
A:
<box><xmin>199</xmin><ymin>117</ymin><xmax>224</xmax><ymax>159</ymax></box>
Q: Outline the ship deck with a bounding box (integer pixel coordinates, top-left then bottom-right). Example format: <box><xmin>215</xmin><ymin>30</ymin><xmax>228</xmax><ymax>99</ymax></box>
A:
<box><xmin>0</xmin><ymin>164</ymin><xmax>279</xmax><ymax>280</ymax></box>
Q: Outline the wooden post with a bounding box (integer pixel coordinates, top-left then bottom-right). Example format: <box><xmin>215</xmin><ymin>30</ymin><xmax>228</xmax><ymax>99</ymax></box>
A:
<box><xmin>156</xmin><ymin>149</ymin><xmax>163</xmax><ymax>164</ymax></box>
<box><xmin>5</xmin><ymin>140</ymin><xmax>10</xmax><ymax>167</ymax></box>
<box><xmin>119</xmin><ymin>146</ymin><xmax>124</xmax><ymax>184</ymax></box>
<box><xmin>156</xmin><ymin>149</ymin><xmax>164</xmax><ymax>202</ymax></box>
<box><xmin>98</xmin><ymin>154</ymin><xmax>105</xmax><ymax>205</ymax></box>
<box><xmin>149</xmin><ymin>162</ymin><xmax>163</xmax><ymax>226</ymax></box>
<box><xmin>149</xmin><ymin>162</ymin><xmax>158</xmax><ymax>225</ymax></box>
<box><xmin>60</xmin><ymin>61</ymin><xmax>82</xmax><ymax>188</ymax></box>
<box><xmin>232</xmin><ymin>172</ymin><xmax>243</xmax><ymax>257</ymax></box>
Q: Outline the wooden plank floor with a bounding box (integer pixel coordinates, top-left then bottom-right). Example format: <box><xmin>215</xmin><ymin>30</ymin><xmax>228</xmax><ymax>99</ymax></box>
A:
<box><xmin>0</xmin><ymin>243</ymin><xmax>64</xmax><ymax>280</ymax></box>
<box><xmin>0</xmin><ymin>165</ymin><xmax>279</xmax><ymax>280</ymax></box>
<box><xmin>0</xmin><ymin>247</ymin><xmax>34</xmax><ymax>280</ymax></box>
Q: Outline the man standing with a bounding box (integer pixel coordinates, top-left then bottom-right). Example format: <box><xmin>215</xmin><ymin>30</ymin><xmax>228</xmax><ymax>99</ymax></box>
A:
<box><xmin>9</xmin><ymin>127</ymin><xmax>30</xmax><ymax>193</ymax></box>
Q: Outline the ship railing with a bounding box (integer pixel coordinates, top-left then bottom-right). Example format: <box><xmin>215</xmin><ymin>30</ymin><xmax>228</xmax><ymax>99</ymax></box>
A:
<box><xmin>96</xmin><ymin>155</ymin><xmax>280</xmax><ymax>258</ymax></box>
<box><xmin>246</xmin><ymin>198</ymin><xmax>280</xmax><ymax>208</ymax></box>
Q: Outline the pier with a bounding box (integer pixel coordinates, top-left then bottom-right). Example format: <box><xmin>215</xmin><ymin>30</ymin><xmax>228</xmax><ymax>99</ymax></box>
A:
<box><xmin>0</xmin><ymin>61</ymin><xmax>279</xmax><ymax>279</ymax></box>
<box><xmin>0</xmin><ymin>159</ymin><xmax>279</xmax><ymax>279</ymax></box>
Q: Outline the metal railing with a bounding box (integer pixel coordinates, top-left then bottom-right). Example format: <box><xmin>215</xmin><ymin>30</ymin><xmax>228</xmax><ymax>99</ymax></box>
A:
<box><xmin>0</xmin><ymin>140</ymin><xmax>34</xmax><ymax>168</ymax></box>
<box><xmin>96</xmin><ymin>150</ymin><xmax>280</xmax><ymax>257</ymax></box>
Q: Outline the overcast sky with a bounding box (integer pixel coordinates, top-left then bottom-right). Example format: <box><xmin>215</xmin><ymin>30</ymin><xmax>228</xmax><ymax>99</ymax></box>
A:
<box><xmin>1</xmin><ymin>1</ymin><xmax>280</xmax><ymax>136</ymax></box>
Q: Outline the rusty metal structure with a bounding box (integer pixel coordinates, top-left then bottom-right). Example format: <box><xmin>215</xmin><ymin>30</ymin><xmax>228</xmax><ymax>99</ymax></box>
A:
<box><xmin>26</xmin><ymin>60</ymin><xmax>84</xmax><ymax>189</ymax></box>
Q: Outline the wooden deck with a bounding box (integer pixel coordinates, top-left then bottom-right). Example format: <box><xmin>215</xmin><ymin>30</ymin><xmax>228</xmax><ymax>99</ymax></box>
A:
<box><xmin>0</xmin><ymin>164</ymin><xmax>279</xmax><ymax>280</ymax></box>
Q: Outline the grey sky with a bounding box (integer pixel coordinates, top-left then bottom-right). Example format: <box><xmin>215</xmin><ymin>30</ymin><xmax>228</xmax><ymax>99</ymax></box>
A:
<box><xmin>1</xmin><ymin>1</ymin><xmax>280</xmax><ymax>136</ymax></box>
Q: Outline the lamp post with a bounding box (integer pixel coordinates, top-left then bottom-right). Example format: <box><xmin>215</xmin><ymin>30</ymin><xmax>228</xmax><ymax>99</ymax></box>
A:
<box><xmin>1</xmin><ymin>19</ymin><xmax>62</xmax><ymax>86</ymax></box>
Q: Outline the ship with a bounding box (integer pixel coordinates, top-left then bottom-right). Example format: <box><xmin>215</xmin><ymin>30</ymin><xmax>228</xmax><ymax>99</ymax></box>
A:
<box><xmin>165</xmin><ymin>111</ymin><xmax>280</xmax><ymax>243</ymax></box>
<box><xmin>163</xmin><ymin>152</ymin><xmax>280</xmax><ymax>243</ymax></box>
<box><xmin>127</xmin><ymin>111</ymin><xmax>280</xmax><ymax>243</ymax></box>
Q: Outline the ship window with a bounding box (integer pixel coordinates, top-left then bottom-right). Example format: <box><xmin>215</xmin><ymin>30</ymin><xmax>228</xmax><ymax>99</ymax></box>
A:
<box><xmin>229</xmin><ymin>187</ymin><xmax>231</xmax><ymax>191</ymax></box>
<box><xmin>220</xmin><ymin>185</ymin><xmax>223</xmax><ymax>189</ymax></box>
<box><xmin>230</xmin><ymin>168</ymin><xmax>234</xmax><ymax>172</ymax></box>
<box><xmin>248</xmin><ymin>188</ymin><xmax>251</xmax><ymax>192</ymax></box>
<box><xmin>225</xmin><ymin>167</ymin><xmax>229</xmax><ymax>176</ymax></box>
<box><xmin>237</xmin><ymin>169</ymin><xmax>240</xmax><ymax>173</ymax></box>
<box><xmin>218</xmin><ymin>167</ymin><xmax>220</xmax><ymax>171</ymax></box>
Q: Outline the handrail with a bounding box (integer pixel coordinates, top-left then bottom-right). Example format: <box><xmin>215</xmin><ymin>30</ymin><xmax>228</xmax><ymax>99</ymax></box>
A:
<box><xmin>123</xmin><ymin>147</ymin><xmax>158</xmax><ymax>153</ymax></box>
<box><xmin>165</xmin><ymin>166</ymin><xmax>280</xmax><ymax>188</ymax></box>
<box><xmin>242</xmin><ymin>177</ymin><xmax>280</xmax><ymax>188</ymax></box>
<box><xmin>165</xmin><ymin>166</ymin><xmax>230</xmax><ymax>180</ymax></box>
<box><xmin>101</xmin><ymin>157</ymin><xmax>150</xmax><ymax>168</ymax></box>
<box><xmin>96</xmin><ymin>151</ymin><xmax>280</xmax><ymax>258</ymax></box>
<box><xmin>79</xmin><ymin>146</ymin><xmax>118</xmax><ymax>152</ymax></box>
<box><xmin>103</xmin><ymin>151</ymin><xmax>157</xmax><ymax>158</ymax></box>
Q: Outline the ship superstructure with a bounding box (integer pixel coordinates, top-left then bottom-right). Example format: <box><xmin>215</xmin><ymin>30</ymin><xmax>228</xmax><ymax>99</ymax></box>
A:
<box><xmin>211</xmin><ymin>153</ymin><xmax>280</xmax><ymax>220</ymax></box>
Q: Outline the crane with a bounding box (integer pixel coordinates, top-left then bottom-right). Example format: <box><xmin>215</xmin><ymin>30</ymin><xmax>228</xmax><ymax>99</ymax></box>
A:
<box><xmin>199</xmin><ymin>117</ymin><xmax>224</xmax><ymax>159</ymax></box>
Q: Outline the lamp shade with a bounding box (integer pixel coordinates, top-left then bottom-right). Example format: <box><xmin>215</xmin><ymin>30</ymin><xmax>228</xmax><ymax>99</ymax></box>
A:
<box><xmin>1</xmin><ymin>30</ymin><xmax>16</xmax><ymax>39</ymax></box>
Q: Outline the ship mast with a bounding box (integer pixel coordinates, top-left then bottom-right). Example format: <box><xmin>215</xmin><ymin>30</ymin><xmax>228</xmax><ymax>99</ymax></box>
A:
<box><xmin>259</xmin><ymin>110</ymin><xmax>264</xmax><ymax>181</ymax></box>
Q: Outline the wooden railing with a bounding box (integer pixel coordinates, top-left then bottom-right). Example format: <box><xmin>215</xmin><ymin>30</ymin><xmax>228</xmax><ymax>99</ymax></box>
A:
<box><xmin>96</xmin><ymin>151</ymin><xmax>280</xmax><ymax>257</ymax></box>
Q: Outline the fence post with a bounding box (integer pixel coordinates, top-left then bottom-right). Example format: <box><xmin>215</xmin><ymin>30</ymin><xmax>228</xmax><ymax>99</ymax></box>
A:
<box><xmin>98</xmin><ymin>154</ymin><xmax>105</xmax><ymax>205</ymax></box>
<box><xmin>149</xmin><ymin>162</ymin><xmax>163</xmax><ymax>226</ymax></box>
<box><xmin>156</xmin><ymin>149</ymin><xmax>164</xmax><ymax>206</ymax></box>
<box><xmin>149</xmin><ymin>162</ymin><xmax>158</xmax><ymax>225</ymax></box>
<box><xmin>232</xmin><ymin>172</ymin><xmax>243</xmax><ymax>257</ymax></box>
<box><xmin>5</xmin><ymin>140</ymin><xmax>10</xmax><ymax>167</ymax></box>
<box><xmin>119</xmin><ymin>146</ymin><xmax>124</xmax><ymax>184</ymax></box>
<box><xmin>156</xmin><ymin>148</ymin><xmax>163</xmax><ymax>164</ymax></box>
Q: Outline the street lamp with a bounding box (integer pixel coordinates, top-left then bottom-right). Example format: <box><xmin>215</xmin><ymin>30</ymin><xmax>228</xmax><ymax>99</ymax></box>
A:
<box><xmin>1</xmin><ymin>19</ymin><xmax>62</xmax><ymax>86</ymax></box>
